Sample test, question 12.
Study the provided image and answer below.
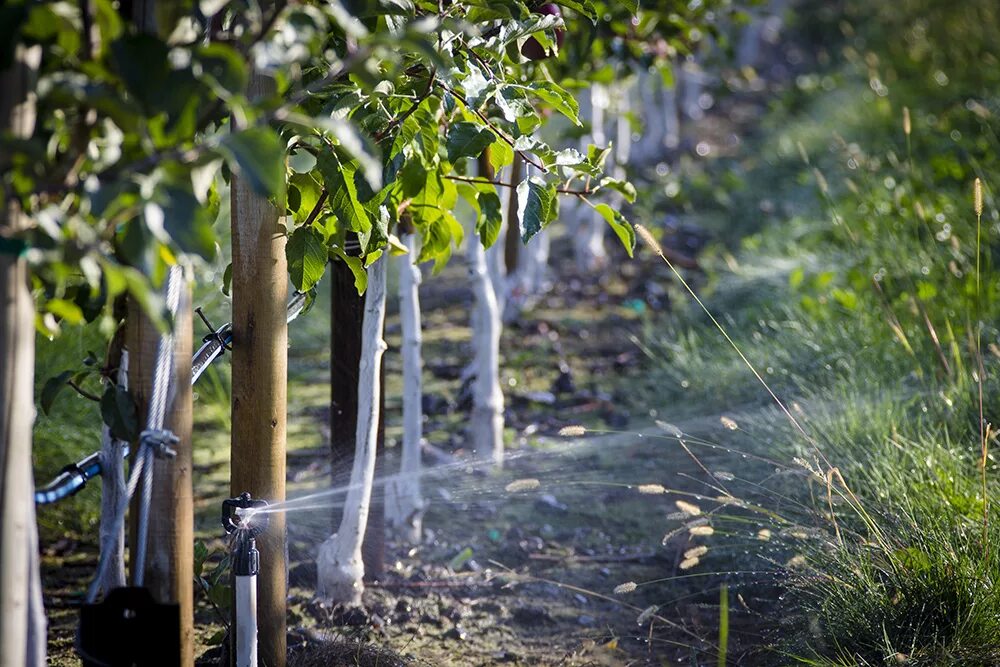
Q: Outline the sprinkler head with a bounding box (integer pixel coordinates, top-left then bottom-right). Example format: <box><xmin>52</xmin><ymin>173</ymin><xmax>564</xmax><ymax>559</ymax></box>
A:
<box><xmin>222</xmin><ymin>493</ymin><xmax>269</xmax><ymax>577</ymax></box>
<box><xmin>222</xmin><ymin>492</ymin><xmax>269</xmax><ymax>538</ymax></box>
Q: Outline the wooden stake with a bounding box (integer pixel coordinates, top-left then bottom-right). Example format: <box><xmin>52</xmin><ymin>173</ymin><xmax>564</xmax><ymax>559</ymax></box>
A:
<box><xmin>125</xmin><ymin>285</ymin><xmax>194</xmax><ymax>666</ymax></box>
<box><xmin>230</xmin><ymin>69</ymin><xmax>288</xmax><ymax>667</ymax></box>
<box><xmin>0</xmin><ymin>43</ymin><xmax>46</xmax><ymax>667</ymax></box>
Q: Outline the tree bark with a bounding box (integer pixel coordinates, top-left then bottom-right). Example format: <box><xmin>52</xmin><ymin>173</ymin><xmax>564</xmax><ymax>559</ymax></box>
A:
<box><xmin>0</xmin><ymin>42</ymin><xmax>46</xmax><ymax>667</ymax></box>
<box><xmin>230</xmin><ymin>70</ymin><xmax>288</xmax><ymax>667</ymax></box>
<box><xmin>503</xmin><ymin>159</ymin><xmax>523</xmax><ymax>275</ymax></box>
<box><xmin>385</xmin><ymin>233</ymin><xmax>425</xmax><ymax>543</ymax></box>
<box><xmin>317</xmin><ymin>255</ymin><xmax>388</xmax><ymax>605</ymax></box>
<box><xmin>125</xmin><ymin>282</ymin><xmax>194</xmax><ymax>666</ymax></box>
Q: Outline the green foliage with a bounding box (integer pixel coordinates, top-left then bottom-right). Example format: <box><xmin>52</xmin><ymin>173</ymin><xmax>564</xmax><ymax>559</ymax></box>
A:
<box><xmin>3</xmin><ymin>0</ymin><xmax>729</xmax><ymax>348</ymax></box>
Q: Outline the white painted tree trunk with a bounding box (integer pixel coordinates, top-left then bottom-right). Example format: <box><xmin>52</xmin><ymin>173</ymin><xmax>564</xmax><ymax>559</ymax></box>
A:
<box><xmin>680</xmin><ymin>56</ymin><xmax>703</xmax><ymax>121</ymax></box>
<box><xmin>486</xmin><ymin>166</ymin><xmax>508</xmax><ymax>315</ymax></box>
<box><xmin>575</xmin><ymin>84</ymin><xmax>609</xmax><ymax>272</ymax></box>
<box><xmin>385</xmin><ymin>235</ymin><xmax>424</xmax><ymax>544</ymax></box>
<box><xmin>317</xmin><ymin>255</ymin><xmax>388</xmax><ymax>605</ymax></box>
<box><xmin>467</xmin><ymin>227</ymin><xmax>504</xmax><ymax>467</ymax></box>
<box><xmin>636</xmin><ymin>68</ymin><xmax>662</xmax><ymax>164</ymax></box>
<box><xmin>0</xmin><ymin>43</ymin><xmax>46</xmax><ymax>667</ymax></box>
<box><xmin>613</xmin><ymin>79</ymin><xmax>632</xmax><ymax>184</ymax></box>
<box><xmin>96</xmin><ymin>350</ymin><xmax>128</xmax><ymax>595</ymax></box>
<box><xmin>662</xmin><ymin>64</ymin><xmax>681</xmax><ymax>151</ymax></box>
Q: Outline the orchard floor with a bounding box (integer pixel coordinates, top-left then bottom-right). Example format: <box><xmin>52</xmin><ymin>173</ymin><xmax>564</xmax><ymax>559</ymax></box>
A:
<box><xmin>41</xmin><ymin>240</ymin><xmax>785</xmax><ymax>665</ymax></box>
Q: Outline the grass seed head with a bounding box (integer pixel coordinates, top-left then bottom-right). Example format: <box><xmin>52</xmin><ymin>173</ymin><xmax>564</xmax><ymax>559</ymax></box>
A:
<box><xmin>636</xmin><ymin>605</ymin><xmax>659</xmax><ymax>626</ymax></box>
<box><xmin>558</xmin><ymin>425</ymin><xmax>586</xmax><ymax>437</ymax></box>
<box><xmin>637</xmin><ymin>483</ymin><xmax>667</xmax><ymax>495</ymax></box>
<box><xmin>613</xmin><ymin>581</ymin><xmax>637</xmax><ymax>594</ymax></box>
<box><xmin>689</xmin><ymin>525</ymin><xmax>715</xmax><ymax>536</ymax></box>
<box><xmin>679</xmin><ymin>556</ymin><xmax>700</xmax><ymax>570</ymax></box>
<box><xmin>757</xmin><ymin>529</ymin><xmax>772</xmax><ymax>541</ymax></box>
<box><xmin>505</xmin><ymin>478</ymin><xmax>540</xmax><ymax>493</ymax></box>
<box><xmin>655</xmin><ymin>420</ymin><xmax>683</xmax><ymax>437</ymax></box>
<box><xmin>902</xmin><ymin>106</ymin><xmax>911</xmax><ymax>136</ymax></box>
<box><xmin>974</xmin><ymin>177</ymin><xmax>983</xmax><ymax>216</ymax></box>
<box><xmin>684</xmin><ymin>545</ymin><xmax>708</xmax><ymax>559</ymax></box>
<box><xmin>675</xmin><ymin>500</ymin><xmax>702</xmax><ymax>516</ymax></box>
<box><xmin>635</xmin><ymin>224</ymin><xmax>664</xmax><ymax>256</ymax></box>
<box><xmin>720</xmin><ymin>416</ymin><xmax>739</xmax><ymax>430</ymax></box>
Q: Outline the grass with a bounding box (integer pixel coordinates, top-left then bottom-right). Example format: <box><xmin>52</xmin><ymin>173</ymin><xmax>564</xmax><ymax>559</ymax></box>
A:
<box><xmin>631</xmin><ymin>0</ymin><xmax>1000</xmax><ymax>662</ymax></box>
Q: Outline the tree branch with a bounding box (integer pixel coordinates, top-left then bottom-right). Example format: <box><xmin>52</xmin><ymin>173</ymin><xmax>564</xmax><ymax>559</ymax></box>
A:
<box><xmin>445</xmin><ymin>174</ymin><xmax>592</xmax><ymax>196</ymax></box>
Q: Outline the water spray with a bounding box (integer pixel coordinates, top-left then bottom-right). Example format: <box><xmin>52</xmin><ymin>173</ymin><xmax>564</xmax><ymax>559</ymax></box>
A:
<box><xmin>222</xmin><ymin>492</ymin><xmax>269</xmax><ymax>667</ymax></box>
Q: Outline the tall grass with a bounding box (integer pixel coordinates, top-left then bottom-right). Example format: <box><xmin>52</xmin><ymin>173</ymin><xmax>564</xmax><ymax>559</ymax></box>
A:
<box><xmin>634</xmin><ymin>0</ymin><xmax>1000</xmax><ymax>661</ymax></box>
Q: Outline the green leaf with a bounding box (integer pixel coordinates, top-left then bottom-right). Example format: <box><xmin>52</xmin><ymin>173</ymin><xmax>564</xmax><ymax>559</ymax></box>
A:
<box><xmin>286</xmin><ymin>225</ymin><xmax>328</xmax><ymax>292</ymax></box>
<box><xmin>193</xmin><ymin>43</ymin><xmax>247</xmax><ymax>95</ymax></box>
<box><xmin>477</xmin><ymin>189</ymin><xmax>503</xmax><ymax>249</ymax></box>
<box><xmin>218</xmin><ymin>127</ymin><xmax>286</xmax><ymax>199</ymax></box>
<box><xmin>489</xmin><ymin>140</ymin><xmax>514</xmax><ymax>174</ymax></box>
<box><xmin>330</xmin><ymin>250</ymin><xmax>368</xmax><ymax>294</ymax></box>
<box><xmin>516</xmin><ymin>176</ymin><xmax>556</xmax><ymax>243</ymax></box>
<box><xmin>316</xmin><ymin>150</ymin><xmax>372</xmax><ymax>244</ymax></box>
<box><xmin>41</xmin><ymin>370</ymin><xmax>74</xmax><ymax>415</ymax></box>
<box><xmin>591</xmin><ymin>203</ymin><xmax>635</xmax><ymax>258</ymax></box>
<box><xmin>598</xmin><ymin>177</ymin><xmax>637</xmax><ymax>203</ymax></box>
<box><xmin>46</xmin><ymin>299</ymin><xmax>85</xmax><ymax>325</ymax></box>
<box><xmin>446</xmin><ymin>122</ymin><xmax>496</xmax><ymax>163</ymax></box>
<box><xmin>102</xmin><ymin>384</ymin><xmax>139</xmax><ymax>442</ymax></box>
<box><xmin>526</xmin><ymin>82</ymin><xmax>581</xmax><ymax>126</ymax></box>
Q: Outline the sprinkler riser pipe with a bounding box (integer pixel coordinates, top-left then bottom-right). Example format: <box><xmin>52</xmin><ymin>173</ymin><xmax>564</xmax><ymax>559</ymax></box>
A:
<box><xmin>232</xmin><ymin>536</ymin><xmax>259</xmax><ymax>577</ymax></box>
<box><xmin>235</xmin><ymin>574</ymin><xmax>258</xmax><ymax>667</ymax></box>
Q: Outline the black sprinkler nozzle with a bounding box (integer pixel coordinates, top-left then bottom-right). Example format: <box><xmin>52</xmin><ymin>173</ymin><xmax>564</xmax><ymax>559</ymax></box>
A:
<box><xmin>222</xmin><ymin>492</ymin><xmax>269</xmax><ymax>577</ymax></box>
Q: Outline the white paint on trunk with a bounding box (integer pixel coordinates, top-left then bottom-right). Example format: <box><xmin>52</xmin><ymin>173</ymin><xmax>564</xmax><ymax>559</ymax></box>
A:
<box><xmin>385</xmin><ymin>235</ymin><xmax>425</xmax><ymax>544</ymax></box>
<box><xmin>235</xmin><ymin>574</ymin><xmax>258</xmax><ymax>667</ymax></box>
<box><xmin>96</xmin><ymin>350</ymin><xmax>128</xmax><ymax>595</ymax></box>
<box><xmin>575</xmin><ymin>84</ymin><xmax>609</xmax><ymax>272</ymax></box>
<box><xmin>467</xmin><ymin>227</ymin><xmax>504</xmax><ymax>467</ymax></box>
<box><xmin>486</xmin><ymin>168</ymin><xmax>508</xmax><ymax>314</ymax></box>
<box><xmin>317</xmin><ymin>256</ymin><xmax>388</xmax><ymax>605</ymax></box>
<box><xmin>661</xmin><ymin>64</ymin><xmax>681</xmax><ymax>150</ymax></box>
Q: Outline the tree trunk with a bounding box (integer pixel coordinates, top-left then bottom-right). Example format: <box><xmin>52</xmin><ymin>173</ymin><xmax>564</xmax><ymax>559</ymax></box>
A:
<box><xmin>317</xmin><ymin>255</ymin><xmax>388</xmax><ymax>605</ymax></box>
<box><xmin>0</xmin><ymin>43</ymin><xmax>45</xmax><ymax>667</ymax></box>
<box><xmin>468</xmin><ymin>156</ymin><xmax>505</xmax><ymax>466</ymax></box>
<box><xmin>330</xmin><ymin>251</ymin><xmax>385</xmax><ymax>579</ymax></box>
<box><xmin>503</xmin><ymin>159</ymin><xmax>523</xmax><ymax>275</ymax></box>
<box><xmin>385</xmin><ymin>233</ymin><xmax>425</xmax><ymax>543</ymax></box>
<box><xmin>575</xmin><ymin>84</ymin><xmax>609</xmax><ymax>272</ymax></box>
<box><xmin>230</xmin><ymin>69</ymin><xmax>288</xmax><ymax>667</ymax></box>
<box><xmin>125</xmin><ymin>280</ymin><xmax>194</xmax><ymax>666</ymax></box>
<box><xmin>485</xmin><ymin>164</ymin><xmax>508</xmax><ymax>315</ymax></box>
<box><xmin>96</xmin><ymin>347</ymin><xmax>128</xmax><ymax>596</ymax></box>
<box><xmin>662</xmin><ymin>62</ymin><xmax>681</xmax><ymax>151</ymax></box>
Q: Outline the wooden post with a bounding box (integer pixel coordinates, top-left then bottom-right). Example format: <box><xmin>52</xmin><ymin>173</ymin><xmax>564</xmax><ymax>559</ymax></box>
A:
<box><xmin>330</xmin><ymin>253</ymin><xmax>385</xmax><ymax>579</ymax></box>
<box><xmin>230</xmin><ymin>70</ymin><xmax>288</xmax><ymax>667</ymax></box>
<box><xmin>125</xmin><ymin>283</ymin><xmax>194</xmax><ymax>666</ymax></box>
<box><xmin>0</xmin><ymin>42</ymin><xmax>46</xmax><ymax>667</ymax></box>
<box><xmin>121</xmin><ymin>4</ymin><xmax>194</xmax><ymax>663</ymax></box>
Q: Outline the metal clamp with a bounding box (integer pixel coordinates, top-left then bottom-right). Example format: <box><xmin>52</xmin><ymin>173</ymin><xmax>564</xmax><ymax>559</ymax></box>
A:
<box><xmin>139</xmin><ymin>429</ymin><xmax>178</xmax><ymax>459</ymax></box>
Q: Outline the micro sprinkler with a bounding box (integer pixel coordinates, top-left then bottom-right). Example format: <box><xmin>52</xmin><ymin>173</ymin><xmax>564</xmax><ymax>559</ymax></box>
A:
<box><xmin>222</xmin><ymin>492</ymin><xmax>269</xmax><ymax>667</ymax></box>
